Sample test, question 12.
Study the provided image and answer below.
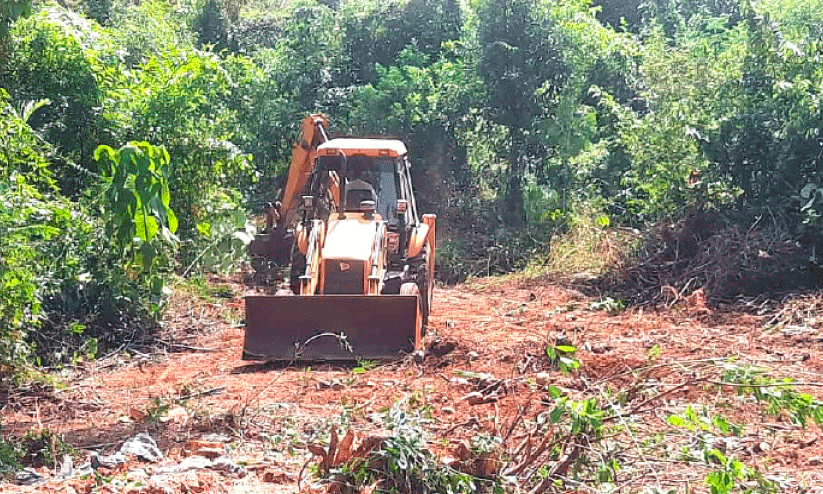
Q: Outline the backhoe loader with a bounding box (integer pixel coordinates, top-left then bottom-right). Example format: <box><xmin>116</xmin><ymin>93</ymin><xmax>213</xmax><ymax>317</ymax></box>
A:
<box><xmin>244</xmin><ymin>114</ymin><xmax>435</xmax><ymax>361</ymax></box>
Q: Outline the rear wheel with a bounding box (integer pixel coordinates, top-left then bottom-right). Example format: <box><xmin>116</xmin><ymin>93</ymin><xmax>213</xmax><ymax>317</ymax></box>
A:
<box><xmin>418</xmin><ymin>244</ymin><xmax>433</xmax><ymax>328</ymax></box>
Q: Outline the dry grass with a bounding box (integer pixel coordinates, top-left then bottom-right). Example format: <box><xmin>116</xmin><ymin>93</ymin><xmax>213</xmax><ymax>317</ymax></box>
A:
<box><xmin>544</xmin><ymin>217</ymin><xmax>640</xmax><ymax>280</ymax></box>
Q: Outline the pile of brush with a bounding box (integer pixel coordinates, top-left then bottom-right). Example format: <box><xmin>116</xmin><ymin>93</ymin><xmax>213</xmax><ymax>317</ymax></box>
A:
<box><xmin>610</xmin><ymin>209</ymin><xmax>820</xmax><ymax>306</ymax></box>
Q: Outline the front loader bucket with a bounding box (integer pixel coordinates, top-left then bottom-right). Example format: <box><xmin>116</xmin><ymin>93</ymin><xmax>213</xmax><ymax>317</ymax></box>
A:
<box><xmin>243</xmin><ymin>295</ymin><xmax>422</xmax><ymax>361</ymax></box>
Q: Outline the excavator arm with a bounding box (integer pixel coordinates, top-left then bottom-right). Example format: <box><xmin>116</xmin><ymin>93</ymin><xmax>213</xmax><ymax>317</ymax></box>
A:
<box><xmin>271</xmin><ymin>114</ymin><xmax>329</xmax><ymax>235</ymax></box>
<box><xmin>252</xmin><ymin>114</ymin><xmax>329</xmax><ymax>266</ymax></box>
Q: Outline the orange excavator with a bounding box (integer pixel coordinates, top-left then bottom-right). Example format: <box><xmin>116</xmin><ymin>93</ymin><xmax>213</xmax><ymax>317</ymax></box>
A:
<box><xmin>244</xmin><ymin>115</ymin><xmax>435</xmax><ymax>361</ymax></box>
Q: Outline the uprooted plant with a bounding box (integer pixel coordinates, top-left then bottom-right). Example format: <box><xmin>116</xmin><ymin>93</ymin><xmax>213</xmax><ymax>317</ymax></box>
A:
<box><xmin>307</xmin><ymin>404</ymin><xmax>487</xmax><ymax>494</ymax></box>
<box><xmin>496</xmin><ymin>388</ymin><xmax>610</xmax><ymax>493</ymax></box>
<box><xmin>493</xmin><ymin>359</ymin><xmax>819</xmax><ymax>493</ymax></box>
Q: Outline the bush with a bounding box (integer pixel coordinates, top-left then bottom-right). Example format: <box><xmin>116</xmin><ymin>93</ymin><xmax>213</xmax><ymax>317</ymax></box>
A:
<box><xmin>1</xmin><ymin>8</ymin><xmax>107</xmax><ymax>195</ymax></box>
<box><xmin>0</xmin><ymin>90</ymin><xmax>182</xmax><ymax>380</ymax></box>
<box><xmin>0</xmin><ymin>90</ymin><xmax>61</xmax><ymax>383</ymax></box>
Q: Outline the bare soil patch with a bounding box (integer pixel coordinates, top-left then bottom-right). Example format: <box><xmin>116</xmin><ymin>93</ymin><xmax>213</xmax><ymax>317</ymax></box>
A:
<box><xmin>2</xmin><ymin>276</ymin><xmax>823</xmax><ymax>493</ymax></box>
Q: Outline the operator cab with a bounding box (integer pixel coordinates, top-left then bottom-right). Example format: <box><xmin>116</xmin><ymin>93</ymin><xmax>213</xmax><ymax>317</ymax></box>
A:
<box><xmin>315</xmin><ymin>138</ymin><xmax>419</xmax><ymax>224</ymax></box>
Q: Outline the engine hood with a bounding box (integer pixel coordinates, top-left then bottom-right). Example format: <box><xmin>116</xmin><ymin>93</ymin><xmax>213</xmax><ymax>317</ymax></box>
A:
<box><xmin>321</xmin><ymin>215</ymin><xmax>381</xmax><ymax>261</ymax></box>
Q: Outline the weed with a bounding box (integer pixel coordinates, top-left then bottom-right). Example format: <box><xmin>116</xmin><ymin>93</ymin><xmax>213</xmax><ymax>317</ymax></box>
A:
<box><xmin>666</xmin><ymin>404</ymin><xmax>743</xmax><ymax>436</ymax></box>
<box><xmin>666</xmin><ymin>402</ymin><xmax>778</xmax><ymax>494</ymax></box>
<box><xmin>721</xmin><ymin>364</ymin><xmax>823</xmax><ymax>426</ymax></box>
<box><xmin>71</xmin><ymin>337</ymin><xmax>98</xmax><ymax>365</ymax></box>
<box><xmin>0</xmin><ymin>424</ymin><xmax>23</xmax><ymax>477</ymax></box>
<box><xmin>145</xmin><ymin>397</ymin><xmax>171</xmax><ymax>423</ymax></box>
<box><xmin>704</xmin><ymin>448</ymin><xmax>779</xmax><ymax>494</ymax></box>
<box><xmin>18</xmin><ymin>428</ymin><xmax>74</xmax><ymax>469</ymax></box>
<box><xmin>352</xmin><ymin>359</ymin><xmax>378</xmax><ymax>375</ymax></box>
<box><xmin>545</xmin><ymin>344</ymin><xmax>580</xmax><ymax>373</ymax></box>
<box><xmin>647</xmin><ymin>343</ymin><xmax>661</xmax><ymax>361</ymax></box>
<box><xmin>504</xmin><ymin>389</ymin><xmax>608</xmax><ymax>492</ymax></box>
<box><xmin>316</xmin><ymin>404</ymin><xmax>488</xmax><ymax>494</ymax></box>
<box><xmin>546</xmin><ymin>210</ymin><xmax>638</xmax><ymax>277</ymax></box>
<box><xmin>174</xmin><ymin>275</ymin><xmax>234</xmax><ymax>302</ymax></box>
<box><xmin>222</xmin><ymin>307</ymin><xmax>243</xmax><ymax>325</ymax></box>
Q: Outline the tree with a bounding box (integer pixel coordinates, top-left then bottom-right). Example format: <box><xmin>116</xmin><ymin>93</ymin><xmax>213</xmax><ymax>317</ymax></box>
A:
<box><xmin>0</xmin><ymin>9</ymin><xmax>106</xmax><ymax>196</ymax></box>
<box><xmin>475</xmin><ymin>0</ymin><xmax>568</xmax><ymax>225</ymax></box>
<box><xmin>341</xmin><ymin>0</ymin><xmax>461</xmax><ymax>85</ymax></box>
<box><xmin>0</xmin><ymin>0</ymin><xmax>30</xmax><ymax>39</ymax></box>
<box><xmin>706</xmin><ymin>0</ymin><xmax>823</xmax><ymax>216</ymax></box>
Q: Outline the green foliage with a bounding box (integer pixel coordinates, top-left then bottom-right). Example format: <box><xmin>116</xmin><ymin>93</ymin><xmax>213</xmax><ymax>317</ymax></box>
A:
<box><xmin>666</xmin><ymin>404</ymin><xmax>743</xmax><ymax>435</ymax></box>
<box><xmin>545</xmin><ymin>344</ymin><xmax>580</xmax><ymax>373</ymax></box>
<box><xmin>588</xmin><ymin>296</ymin><xmax>625</xmax><ymax>314</ymax></box>
<box><xmin>340</xmin><ymin>0</ymin><xmax>462</xmax><ymax>85</ymax></box>
<box><xmin>0</xmin><ymin>426</ymin><xmax>75</xmax><ymax>476</ymax></box>
<box><xmin>666</xmin><ymin>403</ymin><xmax>777</xmax><ymax>494</ymax></box>
<box><xmin>800</xmin><ymin>183</ymin><xmax>823</xmax><ymax>230</ymax></box>
<box><xmin>0</xmin><ymin>89</ymin><xmax>61</xmax><ymax>382</ymax></box>
<box><xmin>194</xmin><ymin>0</ymin><xmax>230</xmax><ymax>51</ymax></box>
<box><xmin>437</xmin><ymin>227</ymin><xmax>550</xmax><ymax>283</ymax></box>
<box><xmin>95</xmin><ymin>142</ymin><xmax>179</xmax><ymax>313</ymax></box>
<box><xmin>103</xmin><ymin>46</ymin><xmax>256</xmax><ymax>247</ymax></box>
<box><xmin>327</xmin><ymin>404</ymin><xmax>482</xmax><ymax>493</ymax></box>
<box><xmin>544</xmin><ymin>386</ymin><xmax>605</xmax><ymax>437</ymax></box>
<box><xmin>698</xmin><ymin>1</ymin><xmax>823</xmax><ymax>258</ymax></box>
<box><xmin>1</xmin><ymin>8</ymin><xmax>106</xmax><ymax>195</ymax></box>
<box><xmin>0</xmin><ymin>431</ymin><xmax>23</xmax><ymax>477</ymax></box>
<box><xmin>595</xmin><ymin>21</ymin><xmax>742</xmax><ymax>221</ymax></box>
<box><xmin>352</xmin><ymin>358</ymin><xmax>377</xmax><ymax>374</ymax></box>
<box><xmin>18</xmin><ymin>428</ymin><xmax>74</xmax><ymax>468</ymax></box>
<box><xmin>721</xmin><ymin>364</ymin><xmax>823</xmax><ymax>426</ymax></box>
<box><xmin>3</xmin><ymin>0</ymin><xmax>823</xmax><ymax>387</ymax></box>
<box><xmin>106</xmin><ymin>0</ymin><xmax>195</xmax><ymax>67</ymax></box>
<box><xmin>188</xmin><ymin>191</ymin><xmax>256</xmax><ymax>274</ymax></box>
<box><xmin>638</xmin><ymin>0</ymin><xmax>743</xmax><ymax>39</ymax></box>
<box><xmin>545</xmin><ymin>207</ymin><xmax>638</xmax><ymax>277</ymax></box>
<box><xmin>703</xmin><ymin>450</ymin><xmax>777</xmax><ymax>494</ymax></box>
<box><xmin>0</xmin><ymin>0</ymin><xmax>30</xmax><ymax>38</ymax></box>
<box><xmin>475</xmin><ymin>0</ymin><xmax>569</xmax><ymax>224</ymax></box>
<box><xmin>258</xmin><ymin>4</ymin><xmax>343</xmax><ymax>113</ymax></box>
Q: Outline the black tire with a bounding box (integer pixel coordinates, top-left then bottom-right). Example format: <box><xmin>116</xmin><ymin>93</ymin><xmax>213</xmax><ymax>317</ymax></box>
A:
<box><xmin>417</xmin><ymin>243</ymin><xmax>433</xmax><ymax>328</ymax></box>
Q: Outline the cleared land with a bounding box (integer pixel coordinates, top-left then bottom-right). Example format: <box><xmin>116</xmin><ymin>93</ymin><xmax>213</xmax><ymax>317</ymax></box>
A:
<box><xmin>3</xmin><ymin>276</ymin><xmax>823</xmax><ymax>493</ymax></box>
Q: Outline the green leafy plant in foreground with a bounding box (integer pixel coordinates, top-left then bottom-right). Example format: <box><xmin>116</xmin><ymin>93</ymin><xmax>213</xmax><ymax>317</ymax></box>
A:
<box><xmin>721</xmin><ymin>364</ymin><xmax>823</xmax><ymax>426</ymax></box>
<box><xmin>0</xmin><ymin>421</ymin><xmax>23</xmax><ymax>477</ymax></box>
<box><xmin>95</xmin><ymin>141</ymin><xmax>179</xmax><ymax>314</ymax></box>
<box><xmin>545</xmin><ymin>344</ymin><xmax>580</xmax><ymax>373</ymax></box>
<box><xmin>322</xmin><ymin>405</ymin><xmax>484</xmax><ymax>494</ymax></box>
<box><xmin>19</xmin><ymin>428</ymin><xmax>74</xmax><ymax>468</ymax></box>
<box><xmin>520</xmin><ymin>389</ymin><xmax>608</xmax><ymax>491</ymax></box>
<box><xmin>0</xmin><ymin>427</ymin><xmax>74</xmax><ymax>476</ymax></box>
<box><xmin>665</xmin><ymin>372</ymin><xmax>803</xmax><ymax>494</ymax></box>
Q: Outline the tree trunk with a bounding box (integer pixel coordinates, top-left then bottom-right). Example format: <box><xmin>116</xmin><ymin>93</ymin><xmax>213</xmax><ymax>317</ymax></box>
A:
<box><xmin>504</xmin><ymin>126</ymin><xmax>525</xmax><ymax>227</ymax></box>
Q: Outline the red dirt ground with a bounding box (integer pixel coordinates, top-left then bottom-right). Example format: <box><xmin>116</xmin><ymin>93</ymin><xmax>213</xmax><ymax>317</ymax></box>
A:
<box><xmin>2</xmin><ymin>276</ymin><xmax>823</xmax><ymax>493</ymax></box>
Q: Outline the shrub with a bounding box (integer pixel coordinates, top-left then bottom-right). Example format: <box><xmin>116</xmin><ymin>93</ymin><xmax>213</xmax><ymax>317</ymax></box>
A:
<box><xmin>1</xmin><ymin>8</ymin><xmax>107</xmax><ymax>195</ymax></box>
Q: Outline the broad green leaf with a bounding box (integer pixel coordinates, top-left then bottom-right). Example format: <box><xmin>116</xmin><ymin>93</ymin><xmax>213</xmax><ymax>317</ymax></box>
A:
<box><xmin>196</xmin><ymin>221</ymin><xmax>211</xmax><ymax>237</ymax></box>
<box><xmin>135</xmin><ymin>212</ymin><xmax>159</xmax><ymax>241</ymax></box>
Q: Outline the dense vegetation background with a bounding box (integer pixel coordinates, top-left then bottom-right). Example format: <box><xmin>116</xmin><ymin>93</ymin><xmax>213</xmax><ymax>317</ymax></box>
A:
<box><xmin>2</xmin><ymin>0</ymin><xmax>823</xmax><ymax>383</ymax></box>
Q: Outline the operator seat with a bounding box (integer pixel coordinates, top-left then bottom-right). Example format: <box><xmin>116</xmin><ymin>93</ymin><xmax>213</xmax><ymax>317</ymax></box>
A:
<box><xmin>345</xmin><ymin>179</ymin><xmax>378</xmax><ymax>210</ymax></box>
